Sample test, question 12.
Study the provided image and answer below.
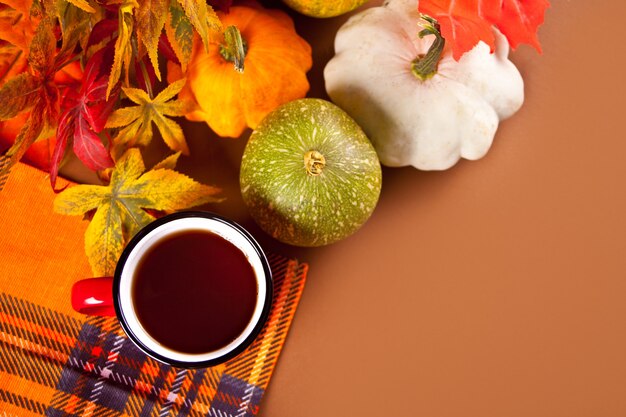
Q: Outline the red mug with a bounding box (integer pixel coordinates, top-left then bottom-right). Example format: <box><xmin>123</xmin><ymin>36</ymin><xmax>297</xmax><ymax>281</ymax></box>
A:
<box><xmin>72</xmin><ymin>211</ymin><xmax>273</xmax><ymax>368</ymax></box>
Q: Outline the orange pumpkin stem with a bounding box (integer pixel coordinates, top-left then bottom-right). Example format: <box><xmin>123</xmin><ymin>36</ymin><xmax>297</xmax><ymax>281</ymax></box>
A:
<box><xmin>219</xmin><ymin>25</ymin><xmax>247</xmax><ymax>73</ymax></box>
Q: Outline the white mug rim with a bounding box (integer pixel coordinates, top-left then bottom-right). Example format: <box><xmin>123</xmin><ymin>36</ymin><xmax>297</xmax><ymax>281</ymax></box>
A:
<box><xmin>112</xmin><ymin>211</ymin><xmax>273</xmax><ymax>368</ymax></box>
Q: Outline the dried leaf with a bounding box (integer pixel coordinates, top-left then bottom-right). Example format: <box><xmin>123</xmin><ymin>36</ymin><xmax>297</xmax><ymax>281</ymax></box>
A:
<box><xmin>135</xmin><ymin>0</ymin><xmax>168</xmax><ymax>81</ymax></box>
<box><xmin>176</xmin><ymin>0</ymin><xmax>221</xmax><ymax>51</ymax></box>
<box><xmin>106</xmin><ymin>78</ymin><xmax>191</xmax><ymax>155</ymax></box>
<box><xmin>53</xmin><ymin>148</ymin><xmax>222</xmax><ymax>275</ymax></box>
<box><xmin>28</xmin><ymin>16</ymin><xmax>56</xmax><ymax>75</ymax></box>
<box><xmin>0</xmin><ymin>99</ymin><xmax>45</xmax><ymax>191</ymax></box>
<box><xmin>0</xmin><ymin>72</ymin><xmax>39</xmax><ymax>120</ymax></box>
<box><xmin>107</xmin><ymin>0</ymin><xmax>136</xmax><ymax>99</ymax></box>
<box><xmin>165</xmin><ymin>0</ymin><xmax>193</xmax><ymax>71</ymax></box>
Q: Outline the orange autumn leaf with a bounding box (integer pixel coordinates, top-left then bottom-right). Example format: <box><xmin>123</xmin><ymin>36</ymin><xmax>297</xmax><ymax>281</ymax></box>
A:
<box><xmin>491</xmin><ymin>0</ymin><xmax>549</xmax><ymax>51</ymax></box>
<box><xmin>170</xmin><ymin>4</ymin><xmax>312</xmax><ymax>138</ymax></box>
<box><xmin>419</xmin><ymin>0</ymin><xmax>549</xmax><ymax>60</ymax></box>
<box><xmin>53</xmin><ymin>148</ymin><xmax>222</xmax><ymax>275</ymax></box>
<box><xmin>0</xmin><ymin>0</ymin><xmax>37</xmax><ymax>83</ymax></box>
<box><xmin>2</xmin><ymin>16</ymin><xmax>60</xmax><ymax>123</ymax></box>
<box><xmin>0</xmin><ymin>59</ymin><xmax>82</xmax><ymax>172</ymax></box>
<box><xmin>0</xmin><ymin>0</ymin><xmax>36</xmax><ymax>53</ymax></box>
<box><xmin>0</xmin><ymin>16</ymin><xmax>59</xmax><ymax>190</ymax></box>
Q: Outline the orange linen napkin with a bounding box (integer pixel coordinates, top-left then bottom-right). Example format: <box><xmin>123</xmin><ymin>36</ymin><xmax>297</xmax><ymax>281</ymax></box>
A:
<box><xmin>0</xmin><ymin>162</ymin><xmax>307</xmax><ymax>416</ymax></box>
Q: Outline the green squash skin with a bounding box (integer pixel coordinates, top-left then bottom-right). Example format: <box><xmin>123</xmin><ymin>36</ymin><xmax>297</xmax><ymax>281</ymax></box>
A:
<box><xmin>240</xmin><ymin>99</ymin><xmax>382</xmax><ymax>247</ymax></box>
<box><xmin>281</xmin><ymin>0</ymin><xmax>368</xmax><ymax>18</ymax></box>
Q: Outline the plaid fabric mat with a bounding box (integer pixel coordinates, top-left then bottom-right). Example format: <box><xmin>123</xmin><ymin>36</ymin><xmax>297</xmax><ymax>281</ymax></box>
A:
<box><xmin>0</xmin><ymin>163</ymin><xmax>308</xmax><ymax>417</ymax></box>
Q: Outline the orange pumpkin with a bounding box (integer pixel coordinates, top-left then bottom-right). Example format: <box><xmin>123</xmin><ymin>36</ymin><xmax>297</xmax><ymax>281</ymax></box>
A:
<box><xmin>170</xmin><ymin>5</ymin><xmax>313</xmax><ymax>138</ymax></box>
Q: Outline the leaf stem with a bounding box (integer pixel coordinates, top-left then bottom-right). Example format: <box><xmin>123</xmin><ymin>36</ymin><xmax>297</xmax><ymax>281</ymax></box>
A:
<box><xmin>131</xmin><ymin>36</ymin><xmax>153</xmax><ymax>98</ymax></box>
<box><xmin>411</xmin><ymin>15</ymin><xmax>445</xmax><ymax>81</ymax></box>
<box><xmin>138</xmin><ymin>59</ymin><xmax>153</xmax><ymax>98</ymax></box>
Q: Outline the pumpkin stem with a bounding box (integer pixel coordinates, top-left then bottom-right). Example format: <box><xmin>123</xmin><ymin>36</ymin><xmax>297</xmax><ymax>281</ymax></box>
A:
<box><xmin>220</xmin><ymin>26</ymin><xmax>247</xmax><ymax>73</ymax></box>
<box><xmin>304</xmin><ymin>150</ymin><xmax>326</xmax><ymax>176</ymax></box>
<box><xmin>411</xmin><ymin>15</ymin><xmax>445</xmax><ymax>81</ymax></box>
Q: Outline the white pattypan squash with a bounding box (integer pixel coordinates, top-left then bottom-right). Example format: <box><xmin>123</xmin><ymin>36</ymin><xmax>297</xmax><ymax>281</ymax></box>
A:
<box><xmin>324</xmin><ymin>0</ymin><xmax>524</xmax><ymax>170</ymax></box>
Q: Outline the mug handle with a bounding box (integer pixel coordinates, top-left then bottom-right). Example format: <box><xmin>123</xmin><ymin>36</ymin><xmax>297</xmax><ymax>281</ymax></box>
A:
<box><xmin>71</xmin><ymin>277</ymin><xmax>116</xmax><ymax>316</ymax></box>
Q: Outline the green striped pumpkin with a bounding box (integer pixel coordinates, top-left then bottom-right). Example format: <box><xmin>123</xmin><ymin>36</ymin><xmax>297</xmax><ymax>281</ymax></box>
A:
<box><xmin>240</xmin><ymin>99</ymin><xmax>382</xmax><ymax>247</ymax></box>
<box><xmin>281</xmin><ymin>0</ymin><xmax>369</xmax><ymax>18</ymax></box>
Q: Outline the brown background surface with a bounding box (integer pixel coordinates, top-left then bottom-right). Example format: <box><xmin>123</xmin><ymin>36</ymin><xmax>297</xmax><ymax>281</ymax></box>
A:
<box><xmin>63</xmin><ymin>0</ymin><xmax>626</xmax><ymax>416</ymax></box>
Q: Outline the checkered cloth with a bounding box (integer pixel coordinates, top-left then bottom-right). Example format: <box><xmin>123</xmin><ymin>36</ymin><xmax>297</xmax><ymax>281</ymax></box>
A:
<box><xmin>0</xmin><ymin>163</ymin><xmax>308</xmax><ymax>416</ymax></box>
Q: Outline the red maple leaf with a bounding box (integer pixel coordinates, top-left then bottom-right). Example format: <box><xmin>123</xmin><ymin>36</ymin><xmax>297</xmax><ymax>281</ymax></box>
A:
<box><xmin>51</xmin><ymin>47</ymin><xmax>119</xmax><ymax>188</ymax></box>
<box><xmin>418</xmin><ymin>0</ymin><xmax>549</xmax><ymax>60</ymax></box>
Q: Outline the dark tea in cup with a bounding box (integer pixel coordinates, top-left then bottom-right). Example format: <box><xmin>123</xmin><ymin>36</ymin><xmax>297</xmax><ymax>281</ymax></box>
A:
<box><xmin>132</xmin><ymin>230</ymin><xmax>258</xmax><ymax>354</ymax></box>
<box><xmin>72</xmin><ymin>212</ymin><xmax>272</xmax><ymax>368</ymax></box>
<box><xmin>132</xmin><ymin>229</ymin><xmax>259</xmax><ymax>354</ymax></box>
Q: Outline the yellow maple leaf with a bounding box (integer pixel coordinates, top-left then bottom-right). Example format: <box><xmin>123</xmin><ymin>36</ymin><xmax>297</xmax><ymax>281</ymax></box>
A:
<box><xmin>53</xmin><ymin>148</ymin><xmax>222</xmax><ymax>276</ymax></box>
<box><xmin>176</xmin><ymin>0</ymin><xmax>221</xmax><ymax>51</ymax></box>
<box><xmin>107</xmin><ymin>0</ymin><xmax>136</xmax><ymax>99</ymax></box>
<box><xmin>135</xmin><ymin>0</ymin><xmax>168</xmax><ymax>81</ymax></box>
<box><xmin>106</xmin><ymin>78</ymin><xmax>192</xmax><ymax>155</ymax></box>
<box><xmin>165</xmin><ymin>0</ymin><xmax>193</xmax><ymax>72</ymax></box>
